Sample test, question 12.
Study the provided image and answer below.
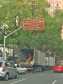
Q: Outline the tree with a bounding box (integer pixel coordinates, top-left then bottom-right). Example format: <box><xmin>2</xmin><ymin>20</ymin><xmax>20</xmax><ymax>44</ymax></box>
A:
<box><xmin>0</xmin><ymin>0</ymin><xmax>63</xmax><ymax>57</ymax></box>
<box><xmin>0</xmin><ymin>0</ymin><xmax>49</xmax><ymax>44</ymax></box>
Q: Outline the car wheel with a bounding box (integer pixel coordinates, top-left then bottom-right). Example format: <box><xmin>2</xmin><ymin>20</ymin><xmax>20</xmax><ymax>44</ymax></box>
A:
<box><xmin>25</xmin><ymin>70</ymin><xmax>27</xmax><ymax>74</ymax></box>
<box><xmin>39</xmin><ymin>67</ymin><xmax>42</xmax><ymax>72</ymax></box>
<box><xmin>4</xmin><ymin>74</ymin><xmax>9</xmax><ymax>81</ymax></box>
<box><xmin>15</xmin><ymin>72</ymin><xmax>19</xmax><ymax>78</ymax></box>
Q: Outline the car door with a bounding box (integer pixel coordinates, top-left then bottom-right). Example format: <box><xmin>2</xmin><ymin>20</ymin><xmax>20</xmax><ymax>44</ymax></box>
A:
<box><xmin>12</xmin><ymin>63</ymin><xmax>17</xmax><ymax>77</ymax></box>
<box><xmin>16</xmin><ymin>64</ymin><xmax>22</xmax><ymax>73</ymax></box>
<box><xmin>5</xmin><ymin>62</ymin><xmax>13</xmax><ymax>78</ymax></box>
<box><xmin>20</xmin><ymin>65</ymin><xmax>25</xmax><ymax>73</ymax></box>
<box><xmin>6</xmin><ymin>62</ymin><xmax>17</xmax><ymax>78</ymax></box>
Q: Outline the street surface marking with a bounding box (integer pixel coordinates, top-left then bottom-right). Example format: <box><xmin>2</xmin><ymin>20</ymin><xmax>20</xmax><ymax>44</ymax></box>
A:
<box><xmin>10</xmin><ymin>78</ymin><xmax>27</xmax><ymax>84</ymax></box>
<box><xmin>52</xmin><ymin>80</ymin><xmax>57</xmax><ymax>84</ymax></box>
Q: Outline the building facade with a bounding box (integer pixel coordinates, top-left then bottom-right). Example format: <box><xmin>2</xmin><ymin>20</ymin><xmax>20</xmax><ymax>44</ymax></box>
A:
<box><xmin>47</xmin><ymin>0</ymin><xmax>63</xmax><ymax>16</ymax></box>
<box><xmin>47</xmin><ymin>0</ymin><xmax>63</xmax><ymax>39</ymax></box>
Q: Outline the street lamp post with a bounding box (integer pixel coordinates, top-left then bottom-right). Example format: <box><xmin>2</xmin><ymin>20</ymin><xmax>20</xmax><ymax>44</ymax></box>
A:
<box><xmin>4</xmin><ymin>26</ymin><xmax>23</xmax><ymax>60</ymax></box>
<box><xmin>4</xmin><ymin>36</ymin><xmax>6</xmax><ymax>60</ymax></box>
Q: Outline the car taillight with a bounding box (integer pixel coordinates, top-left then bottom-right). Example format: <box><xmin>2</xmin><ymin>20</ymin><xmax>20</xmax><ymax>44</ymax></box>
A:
<box><xmin>2</xmin><ymin>66</ymin><xmax>5</xmax><ymax>72</ymax></box>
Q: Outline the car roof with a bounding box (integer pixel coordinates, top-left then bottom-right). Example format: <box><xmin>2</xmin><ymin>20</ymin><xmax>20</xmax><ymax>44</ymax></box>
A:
<box><xmin>0</xmin><ymin>60</ymin><xmax>14</xmax><ymax>63</ymax></box>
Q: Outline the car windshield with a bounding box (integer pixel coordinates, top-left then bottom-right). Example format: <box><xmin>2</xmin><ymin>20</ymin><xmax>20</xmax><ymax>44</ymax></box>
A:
<box><xmin>55</xmin><ymin>65</ymin><xmax>62</xmax><ymax>66</ymax></box>
<box><xmin>17</xmin><ymin>65</ymin><xmax>20</xmax><ymax>68</ymax></box>
<box><xmin>14</xmin><ymin>64</ymin><xmax>20</xmax><ymax>68</ymax></box>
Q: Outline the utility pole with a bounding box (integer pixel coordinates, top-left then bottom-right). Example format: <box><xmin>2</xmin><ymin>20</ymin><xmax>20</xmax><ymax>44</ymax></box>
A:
<box><xmin>31</xmin><ymin>1</ymin><xmax>36</xmax><ymax>19</ymax></box>
<box><xmin>4</xmin><ymin>26</ymin><xmax>23</xmax><ymax>60</ymax></box>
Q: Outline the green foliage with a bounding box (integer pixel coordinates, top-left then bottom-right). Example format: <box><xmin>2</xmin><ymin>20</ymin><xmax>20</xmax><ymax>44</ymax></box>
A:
<box><xmin>0</xmin><ymin>0</ymin><xmax>63</xmax><ymax>57</ymax></box>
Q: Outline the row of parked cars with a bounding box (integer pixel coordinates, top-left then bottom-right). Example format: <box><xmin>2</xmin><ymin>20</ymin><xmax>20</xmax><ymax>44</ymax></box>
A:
<box><xmin>0</xmin><ymin>60</ymin><xmax>27</xmax><ymax>81</ymax></box>
<box><xmin>1</xmin><ymin>59</ymin><xmax>63</xmax><ymax>81</ymax></box>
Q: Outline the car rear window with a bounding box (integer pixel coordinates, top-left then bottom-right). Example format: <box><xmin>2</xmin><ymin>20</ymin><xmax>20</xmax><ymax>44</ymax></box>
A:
<box><xmin>0</xmin><ymin>62</ymin><xmax>2</xmax><ymax>67</ymax></box>
<box><xmin>5</xmin><ymin>62</ymin><xmax>14</xmax><ymax>67</ymax></box>
<box><xmin>55</xmin><ymin>65</ymin><xmax>62</xmax><ymax>66</ymax></box>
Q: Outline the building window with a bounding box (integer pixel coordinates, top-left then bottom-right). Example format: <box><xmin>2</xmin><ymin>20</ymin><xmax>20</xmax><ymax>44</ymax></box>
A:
<box><xmin>49</xmin><ymin>9</ymin><xmax>55</xmax><ymax>11</ymax></box>
<box><xmin>57</xmin><ymin>4</ymin><xmax>58</xmax><ymax>6</ymax></box>
<box><xmin>55</xmin><ymin>4</ymin><xmax>61</xmax><ymax>6</ymax></box>
<box><xmin>50</xmin><ymin>4</ymin><xmax>54</xmax><ymax>6</ymax></box>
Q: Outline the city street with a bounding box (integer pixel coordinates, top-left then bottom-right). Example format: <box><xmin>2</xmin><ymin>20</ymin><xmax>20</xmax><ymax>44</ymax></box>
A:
<box><xmin>0</xmin><ymin>0</ymin><xmax>63</xmax><ymax>84</ymax></box>
<box><xmin>0</xmin><ymin>70</ymin><xmax>63</xmax><ymax>84</ymax></box>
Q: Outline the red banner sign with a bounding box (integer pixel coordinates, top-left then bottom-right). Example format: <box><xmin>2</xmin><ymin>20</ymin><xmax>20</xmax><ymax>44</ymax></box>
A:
<box><xmin>23</xmin><ymin>19</ymin><xmax>44</xmax><ymax>30</ymax></box>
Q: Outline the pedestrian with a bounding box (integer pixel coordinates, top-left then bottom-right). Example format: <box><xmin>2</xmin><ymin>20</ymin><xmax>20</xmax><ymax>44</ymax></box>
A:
<box><xmin>26</xmin><ymin>53</ymin><xmax>32</xmax><ymax>63</ymax></box>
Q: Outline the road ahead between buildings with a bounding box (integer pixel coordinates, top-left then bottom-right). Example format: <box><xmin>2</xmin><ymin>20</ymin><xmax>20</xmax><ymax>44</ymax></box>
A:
<box><xmin>0</xmin><ymin>70</ymin><xmax>63</xmax><ymax>84</ymax></box>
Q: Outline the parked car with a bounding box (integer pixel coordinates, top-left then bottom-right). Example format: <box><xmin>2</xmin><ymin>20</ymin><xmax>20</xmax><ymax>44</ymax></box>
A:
<box><xmin>14</xmin><ymin>64</ymin><xmax>27</xmax><ymax>74</ymax></box>
<box><xmin>0</xmin><ymin>60</ymin><xmax>19</xmax><ymax>81</ymax></box>
<box><xmin>53</xmin><ymin>65</ymin><xmax>63</xmax><ymax>72</ymax></box>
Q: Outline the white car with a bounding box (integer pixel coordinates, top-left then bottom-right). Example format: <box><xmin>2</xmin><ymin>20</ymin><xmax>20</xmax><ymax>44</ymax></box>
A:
<box><xmin>14</xmin><ymin>64</ymin><xmax>27</xmax><ymax>74</ymax></box>
<box><xmin>0</xmin><ymin>60</ymin><xmax>19</xmax><ymax>81</ymax></box>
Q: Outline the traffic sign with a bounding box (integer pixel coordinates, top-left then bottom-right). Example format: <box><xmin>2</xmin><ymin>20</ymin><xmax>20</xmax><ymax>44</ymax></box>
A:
<box><xmin>23</xmin><ymin>19</ymin><xmax>44</xmax><ymax>30</ymax></box>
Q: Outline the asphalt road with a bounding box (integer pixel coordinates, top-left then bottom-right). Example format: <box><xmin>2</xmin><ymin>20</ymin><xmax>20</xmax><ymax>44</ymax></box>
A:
<box><xmin>0</xmin><ymin>70</ymin><xmax>63</xmax><ymax>84</ymax></box>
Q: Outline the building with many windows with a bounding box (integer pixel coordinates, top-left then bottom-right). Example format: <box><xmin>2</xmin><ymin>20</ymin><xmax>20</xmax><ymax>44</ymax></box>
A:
<box><xmin>47</xmin><ymin>0</ymin><xmax>63</xmax><ymax>39</ymax></box>
<box><xmin>47</xmin><ymin>0</ymin><xmax>63</xmax><ymax>16</ymax></box>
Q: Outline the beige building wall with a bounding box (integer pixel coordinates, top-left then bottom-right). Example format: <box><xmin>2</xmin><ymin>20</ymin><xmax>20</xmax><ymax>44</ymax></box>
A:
<box><xmin>62</xmin><ymin>0</ymin><xmax>63</xmax><ymax>9</ymax></box>
<box><xmin>61</xmin><ymin>25</ymin><xmax>63</xmax><ymax>39</ymax></box>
